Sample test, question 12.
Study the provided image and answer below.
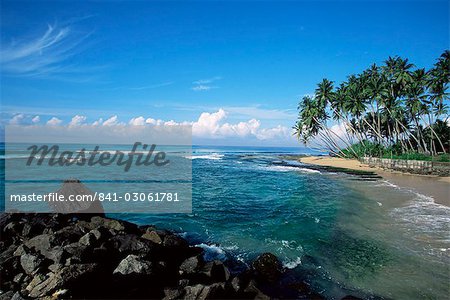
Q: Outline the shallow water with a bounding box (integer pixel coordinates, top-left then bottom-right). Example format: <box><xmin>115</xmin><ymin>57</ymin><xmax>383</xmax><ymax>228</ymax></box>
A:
<box><xmin>121</xmin><ymin>146</ymin><xmax>449</xmax><ymax>300</ymax></box>
<box><xmin>2</xmin><ymin>145</ymin><xmax>449</xmax><ymax>299</ymax></box>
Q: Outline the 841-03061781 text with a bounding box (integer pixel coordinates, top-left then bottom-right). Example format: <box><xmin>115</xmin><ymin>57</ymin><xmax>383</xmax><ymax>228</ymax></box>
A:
<box><xmin>96</xmin><ymin>192</ymin><xmax>179</xmax><ymax>202</ymax></box>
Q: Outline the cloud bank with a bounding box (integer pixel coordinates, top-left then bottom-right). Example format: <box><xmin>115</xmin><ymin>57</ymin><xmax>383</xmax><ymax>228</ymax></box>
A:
<box><xmin>7</xmin><ymin>109</ymin><xmax>294</xmax><ymax>142</ymax></box>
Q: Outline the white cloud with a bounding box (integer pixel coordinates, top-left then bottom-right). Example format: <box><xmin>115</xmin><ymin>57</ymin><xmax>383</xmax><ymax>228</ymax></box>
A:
<box><xmin>306</xmin><ymin>122</ymin><xmax>350</xmax><ymax>149</ymax></box>
<box><xmin>329</xmin><ymin>122</ymin><xmax>347</xmax><ymax>139</ymax></box>
<box><xmin>219</xmin><ymin>119</ymin><xmax>260</xmax><ymax>137</ymax></box>
<box><xmin>191</xmin><ymin>76</ymin><xmax>221</xmax><ymax>91</ymax></box>
<box><xmin>164</xmin><ymin>120</ymin><xmax>179</xmax><ymax>126</ymax></box>
<box><xmin>103</xmin><ymin>115</ymin><xmax>119</xmax><ymax>126</ymax></box>
<box><xmin>92</xmin><ymin>118</ymin><xmax>103</xmax><ymax>126</ymax></box>
<box><xmin>46</xmin><ymin>117</ymin><xmax>62</xmax><ymax>126</ymax></box>
<box><xmin>192</xmin><ymin>109</ymin><xmax>227</xmax><ymax>137</ymax></box>
<box><xmin>191</xmin><ymin>85</ymin><xmax>215</xmax><ymax>91</ymax></box>
<box><xmin>7</xmin><ymin>109</ymin><xmax>293</xmax><ymax>143</ymax></box>
<box><xmin>145</xmin><ymin>118</ymin><xmax>165</xmax><ymax>125</ymax></box>
<box><xmin>0</xmin><ymin>23</ymin><xmax>93</xmax><ymax>78</ymax></box>
<box><xmin>193</xmin><ymin>76</ymin><xmax>221</xmax><ymax>85</ymax></box>
<box><xmin>10</xmin><ymin>114</ymin><xmax>25</xmax><ymax>125</ymax></box>
<box><xmin>256</xmin><ymin>125</ymin><xmax>291</xmax><ymax>140</ymax></box>
<box><xmin>129</xmin><ymin>116</ymin><xmax>146</xmax><ymax>126</ymax></box>
<box><xmin>31</xmin><ymin>115</ymin><xmax>40</xmax><ymax>123</ymax></box>
<box><xmin>191</xmin><ymin>109</ymin><xmax>290</xmax><ymax>140</ymax></box>
<box><xmin>68</xmin><ymin>115</ymin><xmax>87</xmax><ymax>127</ymax></box>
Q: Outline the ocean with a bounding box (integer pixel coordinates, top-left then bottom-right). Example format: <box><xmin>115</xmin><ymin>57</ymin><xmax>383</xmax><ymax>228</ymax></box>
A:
<box><xmin>2</xmin><ymin>145</ymin><xmax>449</xmax><ymax>299</ymax></box>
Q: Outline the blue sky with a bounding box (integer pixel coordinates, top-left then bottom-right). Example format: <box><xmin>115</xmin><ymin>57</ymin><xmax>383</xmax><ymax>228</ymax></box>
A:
<box><xmin>1</xmin><ymin>0</ymin><xmax>448</xmax><ymax>146</ymax></box>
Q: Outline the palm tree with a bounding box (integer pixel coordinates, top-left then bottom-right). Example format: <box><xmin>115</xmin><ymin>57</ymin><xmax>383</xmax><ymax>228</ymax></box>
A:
<box><xmin>294</xmin><ymin>51</ymin><xmax>449</xmax><ymax>158</ymax></box>
<box><xmin>406</xmin><ymin>68</ymin><xmax>429</xmax><ymax>152</ymax></box>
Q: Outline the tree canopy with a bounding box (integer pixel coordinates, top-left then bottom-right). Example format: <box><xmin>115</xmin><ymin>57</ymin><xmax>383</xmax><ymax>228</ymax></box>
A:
<box><xmin>294</xmin><ymin>50</ymin><xmax>450</xmax><ymax>158</ymax></box>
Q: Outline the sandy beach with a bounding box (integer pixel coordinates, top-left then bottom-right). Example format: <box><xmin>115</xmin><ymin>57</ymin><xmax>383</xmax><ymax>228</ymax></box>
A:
<box><xmin>298</xmin><ymin>156</ymin><xmax>450</xmax><ymax>207</ymax></box>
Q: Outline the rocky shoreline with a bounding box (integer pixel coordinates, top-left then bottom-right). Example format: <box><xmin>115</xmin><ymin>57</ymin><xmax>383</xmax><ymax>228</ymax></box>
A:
<box><xmin>0</xmin><ymin>213</ymin><xmax>360</xmax><ymax>299</ymax></box>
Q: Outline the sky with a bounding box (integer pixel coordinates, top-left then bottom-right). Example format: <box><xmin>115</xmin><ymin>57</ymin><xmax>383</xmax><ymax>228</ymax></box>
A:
<box><xmin>1</xmin><ymin>0</ymin><xmax>449</xmax><ymax>146</ymax></box>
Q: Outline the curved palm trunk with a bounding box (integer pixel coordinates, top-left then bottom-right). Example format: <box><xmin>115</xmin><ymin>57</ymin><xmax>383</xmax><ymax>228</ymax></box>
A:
<box><xmin>422</xmin><ymin>114</ymin><xmax>446</xmax><ymax>155</ymax></box>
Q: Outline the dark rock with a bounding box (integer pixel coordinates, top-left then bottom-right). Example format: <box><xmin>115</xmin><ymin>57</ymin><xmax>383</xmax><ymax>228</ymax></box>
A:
<box><xmin>252</xmin><ymin>252</ymin><xmax>283</xmax><ymax>282</ymax></box>
<box><xmin>178</xmin><ymin>279</ymin><xmax>190</xmax><ymax>288</ymax></box>
<box><xmin>163</xmin><ymin>287</ymin><xmax>185</xmax><ymax>300</ymax></box>
<box><xmin>0</xmin><ymin>255</ymin><xmax>20</xmax><ymax>283</ymax></box>
<box><xmin>24</xmin><ymin>234</ymin><xmax>56</xmax><ymax>254</ymax></box>
<box><xmin>199</xmin><ymin>260</ymin><xmax>230</xmax><ymax>283</ymax></box>
<box><xmin>13</xmin><ymin>273</ymin><xmax>26</xmax><ymax>285</ymax></box>
<box><xmin>63</xmin><ymin>243</ymin><xmax>89</xmax><ymax>263</ymax></box>
<box><xmin>158</xmin><ymin>234</ymin><xmax>192</xmax><ymax>266</ymax></box>
<box><xmin>25</xmin><ymin>273</ymin><xmax>47</xmax><ymax>293</ymax></box>
<box><xmin>108</xmin><ymin>234</ymin><xmax>155</xmax><ymax>256</ymax></box>
<box><xmin>179</xmin><ymin>255</ymin><xmax>203</xmax><ymax>275</ymax></box>
<box><xmin>21</xmin><ymin>223</ymin><xmax>41</xmax><ymax>238</ymax></box>
<box><xmin>79</xmin><ymin>231</ymin><xmax>97</xmax><ymax>246</ymax></box>
<box><xmin>230</xmin><ymin>276</ymin><xmax>243</xmax><ymax>292</ymax></box>
<box><xmin>41</xmin><ymin>246</ymin><xmax>68</xmax><ymax>264</ymax></box>
<box><xmin>156</xmin><ymin>229</ymin><xmax>171</xmax><ymax>240</ymax></box>
<box><xmin>0</xmin><ymin>213</ymin><xmax>316</xmax><ymax>299</ymax></box>
<box><xmin>48</xmin><ymin>263</ymin><xmax>64</xmax><ymax>273</ymax></box>
<box><xmin>90</xmin><ymin>216</ymin><xmax>138</xmax><ymax>233</ymax></box>
<box><xmin>11</xmin><ymin>291</ymin><xmax>26</xmax><ymax>300</ymax></box>
<box><xmin>13</xmin><ymin>245</ymin><xmax>28</xmax><ymax>257</ymax></box>
<box><xmin>50</xmin><ymin>289</ymin><xmax>69</xmax><ymax>299</ymax></box>
<box><xmin>1</xmin><ymin>281</ymin><xmax>15</xmax><ymax>292</ymax></box>
<box><xmin>113</xmin><ymin>254</ymin><xmax>153</xmax><ymax>275</ymax></box>
<box><xmin>0</xmin><ymin>291</ymin><xmax>14</xmax><ymax>300</ymax></box>
<box><xmin>142</xmin><ymin>230</ymin><xmax>163</xmax><ymax>244</ymax></box>
<box><xmin>139</xmin><ymin>224</ymin><xmax>157</xmax><ymax>233</ymax></box>
<box><xmin>243</xmin><ymin>280</ymin><xmax>270</xmax><ymax>300</ymax></box>
<box><xmin>20</xmin><ymin>253</ymin><xmax>44</xmax><ymax>275</ymax></box>
<box><xmin>28</xmin><ymin>263</ymin><xmax>99</xmax><ymax>298</ymax></box>
<box><xmin>3</xmin><ymin>221</ymin><xmax>24</xmax><ymax>240</ymax></box>
<box><xmin>91</xmin><ymin>244</ymin><xmax>120</xmax><ymax>266</ymax></box>
<box><xmin>79</xmin><ymin>228</ymin><xmax>109</xmax><ymax>247</ymax></box>
<box><xmin>1</xmin><ymin>244</ymin><xmax>18</xmax><ymax>263</ymax></box>
<box><xmin>53</xmin><ymin>225</ymin><xmax>85</xmax><ymax>245</ymax></box>
<box><xmin>163</xmin><ymin>234</ymin><xmax>189</xmax><ymax>249</ymax></box>
<box><xmin>183</xmin><ymin>283</ymin><xmax>226</xmax><ymax>300</ymax></box>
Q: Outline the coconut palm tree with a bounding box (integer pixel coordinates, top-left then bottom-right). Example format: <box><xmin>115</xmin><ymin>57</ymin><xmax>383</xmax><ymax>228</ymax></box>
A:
<box><xmin>294</xmin><ymin>51</ymin><xmax>449</xmax><ymax>158</ymax></box>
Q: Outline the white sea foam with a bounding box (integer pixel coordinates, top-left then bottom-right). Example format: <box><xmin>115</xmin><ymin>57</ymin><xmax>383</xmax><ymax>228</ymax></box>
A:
<box><xmin>375</xmin><ymin>180</ymin><xmax>400</xmax><ymax>188</ymax></box>
<box><xmin>0</xmin><ymin>155</ymin><xmax>34</xmax><ymax>159</ymax></box>
<box><xmin>184</xmin><ymin>153</ymin><xmax>224</xmax><ymax>160</ymax></box>
<box><xmin>195</xmin><ymin>243</ymin><xmax>227</xmax><ymax>261</ymax></box>
<box><xmin>265</xmin><ymin>165</ymin><xmax>321</xmax><ymax>174</ymax></box>
<box><xmin>390</xmin><ymin>193</ymin><xmax>450</xmax><ymax>242</ymax></box>
<box><xmin>283</xmin><ymin>256</ymin><xmax>302</xmax><ymax>269</ymax></box>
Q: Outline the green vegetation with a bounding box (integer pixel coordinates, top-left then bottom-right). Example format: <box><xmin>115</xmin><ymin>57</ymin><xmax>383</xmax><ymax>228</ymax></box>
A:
<box><xmin>340</xmin><ymin>141</ymin><xmax>450</xmax><ymax>162</ymax></box>
<box><xmin>294</xmin><ymin>51</ymin><xmax>450</xmax><ymax>160</ymax></box>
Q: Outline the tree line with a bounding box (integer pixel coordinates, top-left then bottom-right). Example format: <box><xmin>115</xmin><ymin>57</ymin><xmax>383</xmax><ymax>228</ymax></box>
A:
<box><xmin>294</xmin><ymin>50</ymin><xmax>449</xmax><ymax>159</ymax></box>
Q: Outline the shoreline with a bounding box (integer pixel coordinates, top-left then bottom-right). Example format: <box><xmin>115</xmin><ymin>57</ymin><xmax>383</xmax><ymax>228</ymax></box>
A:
<box><xmin>296</xmin><ymin>156</ymin><xmax>450</xmax><ymax>207</ymax></box>
<box><xmin>0</xmin><ymin>213</ymin><xmax>334</xmax><ymax>300</ymax></box>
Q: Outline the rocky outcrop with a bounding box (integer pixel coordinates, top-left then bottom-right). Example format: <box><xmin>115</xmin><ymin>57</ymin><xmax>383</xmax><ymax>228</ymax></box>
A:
<box><xmin>0</xmin><ymin>213</ymin><xmax>331</xmax><ymax>299</ymax></box>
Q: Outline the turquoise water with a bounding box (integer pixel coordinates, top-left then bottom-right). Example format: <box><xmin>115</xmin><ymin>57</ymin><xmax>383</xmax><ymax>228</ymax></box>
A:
<box><xmin>2</xmin><ymin>145</ymin><xmax>449</xmax><ymax>299</ymax></box>
<box><xmin>121</xmin><ymin>146</ymin><xmax>450</xmax><ymax>300</ymax></box>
